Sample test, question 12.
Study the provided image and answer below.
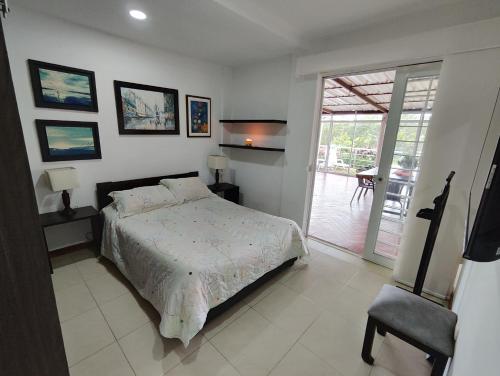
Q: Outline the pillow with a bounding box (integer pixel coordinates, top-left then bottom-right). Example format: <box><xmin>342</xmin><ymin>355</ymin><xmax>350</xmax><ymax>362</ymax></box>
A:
<box><xmin>160</xmin><ymin>176</ymin><xmax>212</xmax><ymax>203</ymax></box>
<box><xmin>109</xmin><ymin>185</ymin><xmax>179</xmax><ymax>218</ymax></box>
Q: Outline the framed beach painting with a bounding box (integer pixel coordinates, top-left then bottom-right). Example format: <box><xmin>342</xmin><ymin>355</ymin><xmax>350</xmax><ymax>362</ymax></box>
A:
<box><xmin>36</xmin><ymin>120</ymin><xmax>102</xmax><ymax>162</ymax></box>
<box><xmin>28</xmin><ymin>60</ymin><xmax>98</xmax><ymax>112</ymax></box>
<box><xmin>186</xmin><ymin>95</ymin><xmax>211</xmax><ymax>137</ymax></box>
<box><xmin>114</xmin><ymin>80</ymin><xmax>179</xmax><ymax>135</ymax></box>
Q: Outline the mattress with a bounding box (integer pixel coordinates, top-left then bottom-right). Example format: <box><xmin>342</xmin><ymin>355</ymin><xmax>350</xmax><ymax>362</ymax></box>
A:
<box><xmin>101</xmin><ymin>195</ymin><xmax>308</xmax><ymax>346</ymax></box>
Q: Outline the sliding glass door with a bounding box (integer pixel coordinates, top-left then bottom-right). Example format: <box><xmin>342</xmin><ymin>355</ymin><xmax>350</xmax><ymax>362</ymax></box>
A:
<box><xmin>362</xmin><ymin>62</ymin><xmax>441</xmax><ymax>267</ymax></box>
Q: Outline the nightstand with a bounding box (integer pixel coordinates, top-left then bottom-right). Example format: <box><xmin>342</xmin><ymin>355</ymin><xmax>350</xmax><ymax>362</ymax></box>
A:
<box><xmin>39</xmin><ymin>206</ymin><xmax>100</xmax><ymax>273</ymax></box>
<box><xmin>208</xmin><ymin>183</ymin><xmax>240</xmax><ymax>204</ymax></box>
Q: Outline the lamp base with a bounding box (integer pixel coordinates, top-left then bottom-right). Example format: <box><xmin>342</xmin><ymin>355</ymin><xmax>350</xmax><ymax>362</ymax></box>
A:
<box><xmin>59</xmin><ymin>206</ymin><xmax>76</xmax><ymax>217</ymax></box>
<box><xmin>215</xmin><ymin>169</ymin><xmax>221</xmax><ymax>185</ymax></box>
<box><xmin>60</xmin><ymin>189</ymin><xmax>76</xmax><ymax>217</ymax></box>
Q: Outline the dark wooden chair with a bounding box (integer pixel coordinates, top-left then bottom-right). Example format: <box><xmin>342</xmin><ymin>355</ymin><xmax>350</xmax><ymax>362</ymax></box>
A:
<box><xmin>350</xmin><ymin>170</ymin><xmax>375</xmax><ymax>205</ymax></box>
<box><xmin>362</xmin><ymin>285</ymin><xmax>457</xmax><ymax>376</ymax></box>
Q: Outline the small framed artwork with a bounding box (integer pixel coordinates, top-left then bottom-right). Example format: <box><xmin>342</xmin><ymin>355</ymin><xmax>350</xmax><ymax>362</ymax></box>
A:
<box><xmin>28</xmin><ymin>60</ymin><xmax>98</xmax><ymax>112</ymax></box>
<box><xmin>36</xmin><ymin>120</ymin><xmax>102</xmax><ymax>162</ymax></box>
<box><xmin>186</xmin><ymin>95</ymin><xmax>211</xmax><ymax>137</ymax></box>
<box><xmin>114</xmin><ymin>80</ymin><xmax>179</xmax><ymax>135</ymax></box>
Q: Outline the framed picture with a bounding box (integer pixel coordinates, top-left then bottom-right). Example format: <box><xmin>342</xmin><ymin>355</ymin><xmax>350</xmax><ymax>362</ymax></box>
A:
<box><xmin>36</xmin><ymin>120</ymin><xmax>102</xmax><ymax>162</ymax></box>
<box><xmin>28</xmin><ymin>60</ymin><xmax>98</xmax><ymax>112</ymax></box>
<box><xmin>114</xmin><ymin>80</ymin><xmax>179</xmax><ymax>135</ymax></box>
<box><xmin>186</xmin><ymin>95</ymin><xmax>211</xmax><ymax>138</ymax></box>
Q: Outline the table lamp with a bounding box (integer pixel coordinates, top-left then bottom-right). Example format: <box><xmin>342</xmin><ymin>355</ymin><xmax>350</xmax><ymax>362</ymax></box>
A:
<box><xmin>46</xmin><ymin>167</ymin><xmax>79</xmax><ymax>217</ymax></box>
<box><xmin>207</xmin><ymin>155</ymin><xmax>228</xmax><ymax>186</ymax></box>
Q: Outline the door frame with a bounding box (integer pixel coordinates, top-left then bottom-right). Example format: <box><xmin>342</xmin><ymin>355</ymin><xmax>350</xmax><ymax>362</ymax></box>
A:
<box><xmin>303</xmin><ymin>61</ymin><xmax>442</xmax><ymax>267</ymax></box>
<box><xmin>362</xmin><ymin>62</ymin><xmax>442</xmax><ymax>268</ymax></box>
<box><xmin>0</xmin><ymin>17</ymin><xmax>69</xmax><ymax>376</ymax></box>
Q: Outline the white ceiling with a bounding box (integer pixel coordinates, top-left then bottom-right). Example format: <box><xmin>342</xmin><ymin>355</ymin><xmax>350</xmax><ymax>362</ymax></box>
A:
<box><xmin>13</xmin><ymin>0</ymin><xmax>500</xmax><ymax>66</ymax></box>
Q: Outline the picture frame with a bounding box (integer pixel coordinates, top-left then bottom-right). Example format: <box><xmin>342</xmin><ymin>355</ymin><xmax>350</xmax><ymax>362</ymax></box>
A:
<box><xmin>186</xmin><ymin>95</ymin><xmax>211</xmax><ymax>138</ymax></box>
<box><xmin>114</xmin><ymin>80</ymin><xmax>180</xmax><ymax>135</ymax></box>
<box><xmin>28</xmin><ymin>60</ymin><xmax>98</xmax><ymax>112</ymax></box>
<box><xmin>36</xmin><ymin>120</ymin><xmax>102</xmax><ymax>162</ymax></box>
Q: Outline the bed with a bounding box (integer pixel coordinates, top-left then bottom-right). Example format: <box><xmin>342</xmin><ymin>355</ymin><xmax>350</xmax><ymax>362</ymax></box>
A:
<box><xmin>96</xmin><ymin>171</ymin><xmax>308</xmax><ymax>346</ymax></box>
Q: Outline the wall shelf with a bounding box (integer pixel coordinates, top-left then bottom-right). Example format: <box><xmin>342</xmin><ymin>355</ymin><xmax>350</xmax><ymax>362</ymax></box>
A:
<box><xmin>219</xmin><ymin>144</ymin><xmax>285</xmax><ymax>152</ymax></box>
<box><xmin>220</xmin><ymin>119</ymin><xmax>287</xmax><ymax>124</ymax></box>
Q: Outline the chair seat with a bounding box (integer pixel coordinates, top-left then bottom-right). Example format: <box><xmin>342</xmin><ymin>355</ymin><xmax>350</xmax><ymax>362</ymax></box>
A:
<box><xmin>368</xmin><ymin>284</ymin><xmax>457</xmax><ymax>357</ymax></box>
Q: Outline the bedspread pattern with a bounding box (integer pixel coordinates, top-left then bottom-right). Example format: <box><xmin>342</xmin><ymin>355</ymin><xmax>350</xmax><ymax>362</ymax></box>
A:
<box><xmin>101</xmin><ymin>195</ymin><xmax>308</xmax><ymax>346</ymax></box>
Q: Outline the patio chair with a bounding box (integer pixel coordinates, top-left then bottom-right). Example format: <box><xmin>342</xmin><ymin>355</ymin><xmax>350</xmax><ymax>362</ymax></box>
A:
<box><xmin>384</xmin><ymin>180</ymin><xmax>405</xmax><ymax>219</ymax></box>
<box><xmin>350</xmin><ymin>170</ymin><xmax>374</xmax><ymax>205</ymax></box>
<box><xmin>326</xmin><ymin>145</ymin><xmax>349</xmax><ymax>171</ymax></box>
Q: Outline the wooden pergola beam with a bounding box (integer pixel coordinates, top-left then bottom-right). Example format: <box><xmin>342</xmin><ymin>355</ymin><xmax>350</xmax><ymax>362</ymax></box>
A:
<box><xmin>333</xmin><ymin>78</ymin><xmax>388</xmax><ymax>113</ymax></box>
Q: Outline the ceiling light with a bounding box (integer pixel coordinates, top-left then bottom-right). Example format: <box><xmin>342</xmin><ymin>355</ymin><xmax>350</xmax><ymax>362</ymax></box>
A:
<box><xmin>129</xmin><ymin>10</ymin><xmax>147</xmax><ymax>20</ymax></box>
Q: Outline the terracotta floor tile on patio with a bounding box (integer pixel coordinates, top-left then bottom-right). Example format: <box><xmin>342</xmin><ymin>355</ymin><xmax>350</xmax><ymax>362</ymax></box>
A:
<box><xmin>309</xmin><ymin>172</ymin><xmax>402</xmax><ymax>258</ymax></box>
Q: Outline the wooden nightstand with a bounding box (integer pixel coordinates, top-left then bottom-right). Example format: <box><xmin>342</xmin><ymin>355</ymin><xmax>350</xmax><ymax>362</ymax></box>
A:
<box><xmin>208</xmin><ymin>183</ymin><xmax>240</xmax><ymax>204</ymax></box>
<box><xmin>39</xmin><ymin>206</ymin><xmax>100</xmax><ymax>273</ymax></box>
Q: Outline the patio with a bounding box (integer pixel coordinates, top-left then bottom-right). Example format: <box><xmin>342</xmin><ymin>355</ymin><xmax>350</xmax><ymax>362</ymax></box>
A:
<box><xmin>308</xmin><ymin>172</ymin><xmax>403</xmax><ymax>258</ymax></box>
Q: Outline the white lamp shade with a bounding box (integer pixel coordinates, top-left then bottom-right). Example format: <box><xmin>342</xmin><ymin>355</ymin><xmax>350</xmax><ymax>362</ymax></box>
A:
<box><xmin>207</xmin><ymin>155</ymin><xmax>228</xmax><ymax>170</ymax></box>
<box><xmin>46</xmin><ymin>167</ymin><xmax>79</xmax><ymax>192</ymax></box>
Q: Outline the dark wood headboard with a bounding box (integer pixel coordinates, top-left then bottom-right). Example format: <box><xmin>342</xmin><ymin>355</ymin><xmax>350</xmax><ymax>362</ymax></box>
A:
<box><xmin>96</xmin><ymin>171</ymin><xmax>199</xmax><ymax>211</ymax></box>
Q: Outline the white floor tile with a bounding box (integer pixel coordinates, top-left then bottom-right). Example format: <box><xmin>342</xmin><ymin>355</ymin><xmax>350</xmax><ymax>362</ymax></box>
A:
<box><xmin>166</xmin><ymin>341</ymin><xmax>239</xmax><ymax>376</ymax></box>
<box><xmin>100</xmin><ymin>292</ymin><xmax>157</xmax><ymax>339</ymax></box>
<box><xmin>51</xmin><ymin>252</ymin><xmax>78</xmax><ymax>269</ymax></box>
<box><xmin>119</xmin><ymin>322</ymin><xmax>205</xmax><ymax>376</ymax></box>
<box><xmin>299</xmin><ymin>311</ymin><xmax>382</xmax><ymax>376</ymax></box>
<box><xmin>55</xmin><ymin>282</ymin><xmax>97</xmax><ymax>322</ymax></box>
<box><xmin>75</xmin><ymin>257</ymin><xmax>111</xmax><ymax>281</ymax></box>
<box><xmin>325</xmin><ymin>285</ymin><xmax>376</xmax><ymax>329</ymax></box>
<box><xmin>202</xmin><ymin>301</ymin><xmax>250</xmax><ymax>340</ymax></box>
<box><xmin>347</xmin><ymin>270</ymin><xmax>391</xmax><ymax>298</ymax></box>
<box><xmin>61</xmin><ymin>308</ymin><xmax>115</xmax><ymax>367</ymax></box>
<box><xmin>375</xmin><ymin>335</ymin><xmax>432</xmax><ymax>376</ymax></box>
<box><xmin>52</xmin><ymin>264</ymin><xmax>84</xmax><ymax>292</ymax></box>
<box><xmin>242</xmin><ymin>280</ymin><xmax>280</xmax><ymax>307</ymax></box>
<box><xmin>269</xmin><ymin>343</ymin><xmax>341</xmax><ymax>376</ymax></box>
<box><xmin>86</xmin><ymin>272</ymin><xmax>131</xmax><ymax>304</ymax></box>
<box><xmin>369</xmin><ymin>366</ymin><xmax>398</xmax><ymax>376</ymax></box>
<box><xmin>69</xmin><ymin>343</ymin><xmax>134</xmax><ymax>376</ymax></box>
<box><xmin>210</xmin><ymin>309</ymin><xmax>296</xmax><ymax>376</ymax></box>
<box><xmin>253</xmin><ymin>284</ymin><xmax>320</xmax><ymax>338</ymax></box>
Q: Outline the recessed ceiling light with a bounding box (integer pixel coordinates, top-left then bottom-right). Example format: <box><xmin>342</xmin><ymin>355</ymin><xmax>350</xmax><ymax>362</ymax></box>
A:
<box><xmin>129</xmin><ymin>10</ymin><xmax>147</xmax><ymax>20</ymax></box>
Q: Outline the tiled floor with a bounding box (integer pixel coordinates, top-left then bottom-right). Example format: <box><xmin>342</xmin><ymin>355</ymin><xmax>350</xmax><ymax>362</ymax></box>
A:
<box><xmin>51</xmin><ymin>241</ymin><xmax>432</xmax><ymax>376</ymax></box>
<box><xmin>309</xmin><ymin>173</ymin><xmax>403</xmax><ymax>258</ymax></box>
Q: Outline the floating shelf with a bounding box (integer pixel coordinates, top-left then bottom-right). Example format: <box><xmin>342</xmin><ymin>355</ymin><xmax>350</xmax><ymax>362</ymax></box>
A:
<box><xmin>220</xmin><ymin>119</ymin><xmax>287</xmax><ymax>124</ymax></box>
<box><xmin>219</xmin><ymin>144</ymin><xmax>285</xmax><ymax>152</ymax></box>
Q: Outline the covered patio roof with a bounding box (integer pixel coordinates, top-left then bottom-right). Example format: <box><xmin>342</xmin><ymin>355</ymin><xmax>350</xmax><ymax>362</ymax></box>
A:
<box><xmin>322</xmin><ymin>70</ymin><xmax>438</xmax><ymax>114</ymax></box>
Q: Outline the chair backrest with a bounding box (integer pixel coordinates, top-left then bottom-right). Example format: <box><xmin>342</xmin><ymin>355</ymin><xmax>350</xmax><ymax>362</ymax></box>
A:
<box><xmin>327</xmin><ymin>145</ymin><xmax>339</xmax><ymax>167</ymax></box>
<box><xmin>386</xmin><ymin>181</ymin><xmax>404</xmax><ymax>201</ymax></box>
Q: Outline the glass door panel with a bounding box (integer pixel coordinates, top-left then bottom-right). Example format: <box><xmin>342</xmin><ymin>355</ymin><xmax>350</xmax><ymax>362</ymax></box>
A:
<box><xmin>363</xmin><ymin>63</ymin><xmax>441</xmax><ymax>267</ymax></box>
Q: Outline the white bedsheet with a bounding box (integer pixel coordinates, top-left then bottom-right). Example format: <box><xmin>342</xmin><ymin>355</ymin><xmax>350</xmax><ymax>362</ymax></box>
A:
<box><xmin>101</xmin><ymin>195</ymin><xmax>308</xmax><ymax>346</ymax></box>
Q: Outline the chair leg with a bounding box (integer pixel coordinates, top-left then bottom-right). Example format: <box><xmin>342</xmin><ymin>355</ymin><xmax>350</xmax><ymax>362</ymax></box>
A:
<box><xmin>358</xmin><ymin>187</ymin><xmax>364</xmax><ymax>200</ymax></box>
<box><xmin>377</xmin><ymin>325</ymin><xmax>386</xmax><ymax>336</ymax></box>
<box><xmin>350</xmin><ymin>187</ymin><xmax>359</xmax><ymax>205</ymax></box>
<box><xmin>431</xmin><ymin>355</ymin><xmax>448</xmax><ymax>376</ymax></box>
<box><xmin>364</xmin><ymin>188</ymin><xmax>369</xmax><ymax>196</ymax></box>
<box><xmin>362</xmin><ymin>317</ymin><xmax>376</xmax><ymax>365</ymax></box>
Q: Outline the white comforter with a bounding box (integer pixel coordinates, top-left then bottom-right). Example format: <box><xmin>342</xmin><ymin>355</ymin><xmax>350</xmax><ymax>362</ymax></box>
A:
<box><xmin>101</xmin><ymin>195</ymin><xmax>308</xmax><ymax>346</ymax></box>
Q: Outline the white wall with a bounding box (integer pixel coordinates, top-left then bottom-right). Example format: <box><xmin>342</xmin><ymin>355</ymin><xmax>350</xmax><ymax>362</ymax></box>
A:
<box><xmin>448</xmin><ymin>92</ymin><xmax>500</xmax><ymax>375</ymax></box>
<box><xmin>224</xmin><ymin>57</ymin><xmax>292</xmax><ymax>214</ymax></box>
<box><xmin>280</xmin><ymin>71</ymin><xmax>320</xmax><ymax>226</ymax></box>
<box><xmin>4</xmin><ymin>8</ymin><xmax>231</xmax><ymax>250</ymax></box>
<box><xmin>394</xmin><ymin>47</ymin><xmax>500</xmax><ymax>297</ymax></box>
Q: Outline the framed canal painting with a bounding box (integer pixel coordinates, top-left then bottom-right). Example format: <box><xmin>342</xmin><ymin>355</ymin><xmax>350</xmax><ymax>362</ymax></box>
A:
<box><xmin>114</xmin><ymin>80</ymin><xmax>179</xmax><ymax>135</ymax></box>
<box><xmin>36</xmin><ymin>120</ymin><xmax>102</xmax><ymax>162</ymax></box>
<box><xmin>28</xmin><ymin>60</ymin><xmax>98</xmax><ymax>112</ymax></box>
<box><xmin>186</xmin><ymin>95</ymin><xmax>211</xmax><ymax>138</ymax></box>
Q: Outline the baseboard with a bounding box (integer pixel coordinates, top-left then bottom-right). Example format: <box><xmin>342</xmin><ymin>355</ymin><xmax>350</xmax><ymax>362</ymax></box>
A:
<box><xmin>395</xmin><ymin>277</ymin><xmax>448</xmax><ymax>301</ymax></box>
